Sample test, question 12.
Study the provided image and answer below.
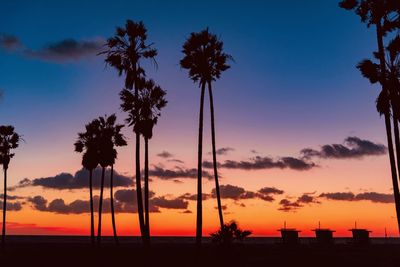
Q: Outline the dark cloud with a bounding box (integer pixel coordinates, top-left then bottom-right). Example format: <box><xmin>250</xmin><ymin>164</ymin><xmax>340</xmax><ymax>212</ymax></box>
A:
<box><xmin>278</xmin><ymin>193</ymin><xmax>320</xmax><ymax>212</ymax></box>
<box><xmin>0</xmin><ymin>194</ymin><xmax>24</xmax><ymax>200</ymax></box>
<box><xmin>220</xmin><ymin>156</ymin><xmax>315</xmax><ymax>171</ymax></box>
<box><xmin>157</xmin><ymin>151</ymin><xmax>173</xmax><ymax>158</ymax></box>
<box><xmin>319</xmin><ymin>191</ymin><xmax>393</xmax><ymax>203</ymax></box>
<box><xmin>0</xmin><ymin>34</ymin><xmax>103</xmax><ymax>62</ymax></box>
<box><xmin>0</xmin><ymin>34</ymin><xmax>21</xmax><ymax>51</ymax></box>
<box><xmin>319</xmin><ymin>192</ymin><xmax>355</xmax><ymax>201</ymax></box>
<box><xmin>210</xmin><ymin>184</ymin><xmax>284</xmax><ymax>202</ymax></box>
<box><xmin>179</xmin><ymin>193</ymin><xmax>211</xmax><ymax>201</ymax></box>
<box><xmin>278</xmin><ymin>199</ymin><xmax>303</xmax><ymax>212</ymax></box>
<box><xmin>297</xmin><ymin>194</ymin><xmax>320</xmax><ymax>204</ymax></box>
<box><xmin>301</xmin><ymin>137</ymin><xmax>387</xmax><ymax>159</ymax></box>
<box><xmin>354</xmin><ymin>192</ymin><xmax>394</xmax><ymax>203</ymax></box>
<box><xmin>209</xmin><ymin>147</ymin><xmax>235</xmax><ymax>156</ymax></box>
<box><xmin>149</xmin><ymin>166</ymin><xmax>213</xmax><ymax>180</ymax></box>
<box><xmin>258</xmin><ymin>187</ymin><xmax>284</xmax><ymax>195</ymax></box>
<box><xmin>0</xmin><ymin>201</ymin><xmax>23</xmax><ymax>211</ymax></box>
<box><xmin>212</xmin><ymin>184</ymin><xmax>246</xmax><ymax>200</ymax></box>
<box><xmin>28</xmin><ymin>189</ymin><xmax>188</xmax><ymax>214</ymax></box>
<box><xmin>27</xmin><ymin>196</ymin><xmax>48</xmax><ymax>211</ymax></box>
<box><xmin>24</xmin><ymin>38</ymin><xmax>104</xmax><ymax>62</ymax></box>
<box><xmin>181</xmin><ymin>210</ymin><xmax>192</xmax><ymax>214</ymax></box>
<box><xmin>15</xmin><ymin>168</ymin><xmax>133</xmax><ymax>190</ymax></box>
<box><xmin>151</xmin><ymin>196</ymin><xmax>189</xmax><ymax>209</ymax></box>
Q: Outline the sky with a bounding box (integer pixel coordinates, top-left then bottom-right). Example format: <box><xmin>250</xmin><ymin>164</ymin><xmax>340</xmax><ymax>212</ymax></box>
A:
<box><xmin>0</xmin><ymin>0</ymin><xmax>397</xmax><ymax>237</ymax></box>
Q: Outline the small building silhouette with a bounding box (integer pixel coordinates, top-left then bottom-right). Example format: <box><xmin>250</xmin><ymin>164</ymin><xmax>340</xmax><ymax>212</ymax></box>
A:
<box><xmin>278</xmin><ymin>228</ymin><xmax>301</xmax><ymax>244</ymax></box>
<box><xmin>312</xmin><ymin>228</ymin><xmax>335</xmax><ymax>244</ymax></box>
<box><xmin>349</xmin><ymin>229</ymin><xmax>371</xmax><ymax>245</ymax></box>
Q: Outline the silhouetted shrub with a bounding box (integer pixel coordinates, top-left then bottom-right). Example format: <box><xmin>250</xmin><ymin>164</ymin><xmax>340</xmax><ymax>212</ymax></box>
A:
<box><xmin>210</xmin><ymin>221</ymin><xmax>251</xmax><ymax>245</ymax></box>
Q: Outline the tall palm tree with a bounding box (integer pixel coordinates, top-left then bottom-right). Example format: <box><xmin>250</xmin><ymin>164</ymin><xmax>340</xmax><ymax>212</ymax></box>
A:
<box><xmin>180</xmin><ymin>28</ymin><xmax>232</xmax><ymax>245</ymax></box>
<box><xmin>0</xmin><ymin>125</ymin><xmax>20</xmax><ymax>245</ymax></box>
<box><xmin>96</xmin><ymin>114</ymin><xmax>126</xmax><ymax>245</ymax></box>
<box><xmin>101</xmin><ymin>20</ymin><xmax>157</xmax><ymax>242</ymax></box>
<box><xmin>121</xmin><ymin>79</ymin><xmax>167</xmax><ymax>242</ymax></box>
<box><xmin>74</xmin><ymin>119</ymin><xmax>100</xmax><ymax>245</ymax></box>
<box><xmin>340</xmin><ymin>0</ymin><xmax>400</xmax><ymax>232</ymax></box>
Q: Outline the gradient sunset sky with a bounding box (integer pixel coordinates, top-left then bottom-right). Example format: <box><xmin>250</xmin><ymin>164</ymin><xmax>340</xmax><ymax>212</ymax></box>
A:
<box><xmin>0</xmin><ymin>0</ymin><xmax>396</xmax><ymax>237</ymax></box>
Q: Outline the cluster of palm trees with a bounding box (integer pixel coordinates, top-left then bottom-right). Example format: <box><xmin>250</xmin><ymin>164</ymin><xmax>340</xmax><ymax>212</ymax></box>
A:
<box><xmin>339</xmin><ymin>0</ymin><xmax>400</xmax><ymax>232</ymax></box>
<box><xmin>74</xmin><ymin>21</ymin><xmax>232</xmax><ymax>246</ymax></box>
<box><xmin>0</xmin><ymin>125</ymin><xmax>20</xmax><ymax>245</ymax></box>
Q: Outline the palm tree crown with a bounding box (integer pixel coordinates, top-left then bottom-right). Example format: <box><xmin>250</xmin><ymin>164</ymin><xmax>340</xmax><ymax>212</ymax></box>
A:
<box><xmin>120</xmin><ymin>78</ymin><xmax>167</xmax><ymax>139</ymax></box>
<box><xmin>101</xmin><ymin>20</ymin><xmax>157</xmax><ymax>89</ymax></box>
<box><xmin>180</xmin><ymin>28</ymin><xmax>232</xmax><ymax>84</ymax></box>
<box><xmin>0</xmin><ymin>126</ymin><xmax>20</xmax><ymax>170</ymax></box>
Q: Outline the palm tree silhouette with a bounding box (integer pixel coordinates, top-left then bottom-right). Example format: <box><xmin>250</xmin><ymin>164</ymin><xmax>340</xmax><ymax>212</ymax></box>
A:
<box><xmin>0</xmin><ymin>125</ymin><xmax>20</xmax><ymax>245</ymax></box>
<box><xmin>121</xmin><ymin>78</ymin><xmax>167</xmax><ymax>242</ymax></box>
<box><xmin>96</xmin><ymin>114</ymin><xmax>126</xmax><ymax>245</ymax></box>
<box><xmin>340</xmin><ymin>0</ymin><xmax>400</xmax><ymax>232</ymax></box>
<box><xmin>74</xmin><ymin>120</ymin><xmax>100</xmax><ymax>245</ymax></box>
<box><xmin>101</xmin><ymin>20</ymin><xmax>157</xmax><ymax>243</ymax></box>
<box><xmin>358</xmin><ymin>35</ymin><xmax>400</xmax><ymax>190</ymax></box>
<box><xmin>180</xmin><ymin>28</ymin><xmax>232</xmax><ymax>245</ymax></box>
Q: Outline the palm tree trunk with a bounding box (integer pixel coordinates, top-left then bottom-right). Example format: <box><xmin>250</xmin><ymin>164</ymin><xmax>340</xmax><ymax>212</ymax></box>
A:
<box><xmin>144</xmin><ymin>137</ymin><xmax>150</xmax><ymax>243</ymax></box>
<box><xmin>196</xmin><ymin>82</ymin><xmax>206</xmax><ymax>246</ymax></box>
<box><xmin>110</xmin><ymin>165</ymin><xmax>119</xmax><ymax>245</ymax></box>
<box><xmin>97</xmin><ymin>167</ymin><xmax>106</xmax><ymax>244</ymax></box>
<box><xmin>2</xmin><ymin>167</ymin><xmax>7</xmax><ymax>245</ymax></box>
<box><xmin>89</xmin><ymin>169</ymin><xmax>94</xmax><ymax>245</ymax></box>
<box><xmin>392</xmin><ymin>112</ymin><xmax>400</xmax><ymax>183</ymax></box>
<box><xmin>207</xmin><ymin>81</ymin><xmax>224</xmax><ymax>229</ymax></box>
<box><xmin>376</xmin><ymin>22</ymin><xmax>400</xmax><ymax>233</ymax></box>
<box><xmin>135</xmin><ymin>86</ymin><xmax>146</xmax><ymax>243</ymax></box>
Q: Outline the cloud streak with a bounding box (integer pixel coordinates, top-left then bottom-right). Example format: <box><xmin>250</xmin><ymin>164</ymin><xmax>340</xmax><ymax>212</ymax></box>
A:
<box><xmin>301</xmin><ymin>137</ymin><xmax>387</xmax><ymax>159</ymax></box>
<box><xmin>319</xmin><ymin>191</ymin><xmax>394</xmax><ymax>203</ymax></box>
<box><xmin>11</xmin><ymin>168</ymin><xmax>133</xmax><ymax>190</ymax></box>
<box><xmin>0</xmin><ymin>34</ymin><xmax>103</xmax><ymax>62</ymax></box>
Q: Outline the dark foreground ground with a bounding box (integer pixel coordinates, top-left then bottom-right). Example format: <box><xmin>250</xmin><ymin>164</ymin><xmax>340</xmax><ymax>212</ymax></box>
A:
<box><xmin>1</xmin><ymin>237</ymin><xmax>400</xmax><ymax>267</ymax></box>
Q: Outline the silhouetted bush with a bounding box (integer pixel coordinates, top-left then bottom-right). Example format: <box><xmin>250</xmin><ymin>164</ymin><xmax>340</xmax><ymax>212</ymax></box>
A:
<box><xmin>210</xmin><ymin>221</ymin><xmax>251</xmax><ymax>245</ymax></box>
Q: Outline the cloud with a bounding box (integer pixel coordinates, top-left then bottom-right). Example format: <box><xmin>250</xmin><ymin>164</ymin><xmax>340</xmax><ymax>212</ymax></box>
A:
<box><xmin>219</xmin><ymin>156</ymin><xmax>316</xmax><ymax>171</ymax></box>
<box><xmin>210</xmin><ymin>184</ymin><xmax>284</xmax><ymax>202</ymax></box>
<box><xmin>354</xmin><ymin>192</ymin><xmax>394</xmax><ymax>203</ymax></box>
<box><xmin>0</xmin><ymin>34</ymin><xmax>103</xmax><ymax>63</ymax></box>
<box><xmin>0</xmin><ymin>194</ymin><xmax>24</xmax><ymax>200</ymax></box>
<box><xmin>0</xmin><ymin>201</ymin><xmax>22</xmax><ymax>211</ymax></box>
<box><xmin>24</xmin><ymin>38</ymin><xmax>104</xmax><ymax>62</ymax></box>
<box><xmin>14</xmin><ymin>168</ymin><xmax>133</xmax><ymax>190</ymax></box>
<box><xmin>28</xmin><ymin>189</ymin><xmax>188</xmax><ymax>214</ymax></box>
<box><xmin>301</xmin><ymin>137</ymin><xmax>387</xmax><ymax>159</ymax></box>
<box><xmin>151</xmin><ymin>196</ymin><xmax>189</xmax><ymax>209</ymax></box>
<box><xmin>149</xmin><ymin>166</ymin><xmax>213</xmax><ymax>180</ymax></box>
<box><xmin>157</xmin><ymin>151</ymin><xmax>173</xmax><ymax>158</ymax></box>
<box><xmin>209</xmin><ymin>147</ymin><xmax>235</xmax><ymax>156</ymax></box>
<box><xmin>0</xmin><ymin>34</ymin><xmax>21</xmax><ymax>51</ymax></box>
<box><xmin>212</xmin><ymin>184</ymin><xmax>246</xmax><ymax>200</ymax></box>
<box><xmin>319</xmin><ymin>191</ymin><xmax>394</xmax><ymax>203</ymax></box>
<box><xmin>278</xmin><ymin>199</ymin><xmax>303</xmax><ymax>212</ymax></box>
<box><xmin>278</xmin><ymin>193</ymin><xmax>320</xmax><ymax>212</ymax></box>
<box><xmin>179</xmin><ymin>193</ymin><xmax>211</xmax><ymax>201</ymax></box>
<box><xmin>181</xmin><ymin>210</ymin><xmax>192</xmax><ymax>214</ymax></box>
<box><xmin>319</xmin><ymin>192</ymin><xmax>355</xmax><ymax>201</ymax></box>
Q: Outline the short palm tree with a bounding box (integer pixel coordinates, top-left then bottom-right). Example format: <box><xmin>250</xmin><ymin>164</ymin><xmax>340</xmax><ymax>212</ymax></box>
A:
<box><xmin>101</xmin><ymin>20</ymin><xmax>157</xmax><ymax>242</ymax></box>
<box><xmin>121</xmin><ymin>78</ymin><xmax>167</xmax><ymax>241</ymax></box>
<box><xmin>74</xmin><ymin>119</ymin><xmax>100</xmax><ymax>245</ymax></box>
<box><xmin>95</xmin><ymin>114</ymin><xmax>126</xmax><ymax>245</ymax></box>
<box><xmin>180</xmin><ymin>28</ymin><xmax>232</xmax><ymax>245</ymax></box>
<box><xmin>340</xmin><ymin>0</ymin><xmax>400</xmax><ymax>232</ymax></box>
<box><xmin>0</xmin><ymin>125</ymin><xmax>20</xmax><ymax>245</ymax></box>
